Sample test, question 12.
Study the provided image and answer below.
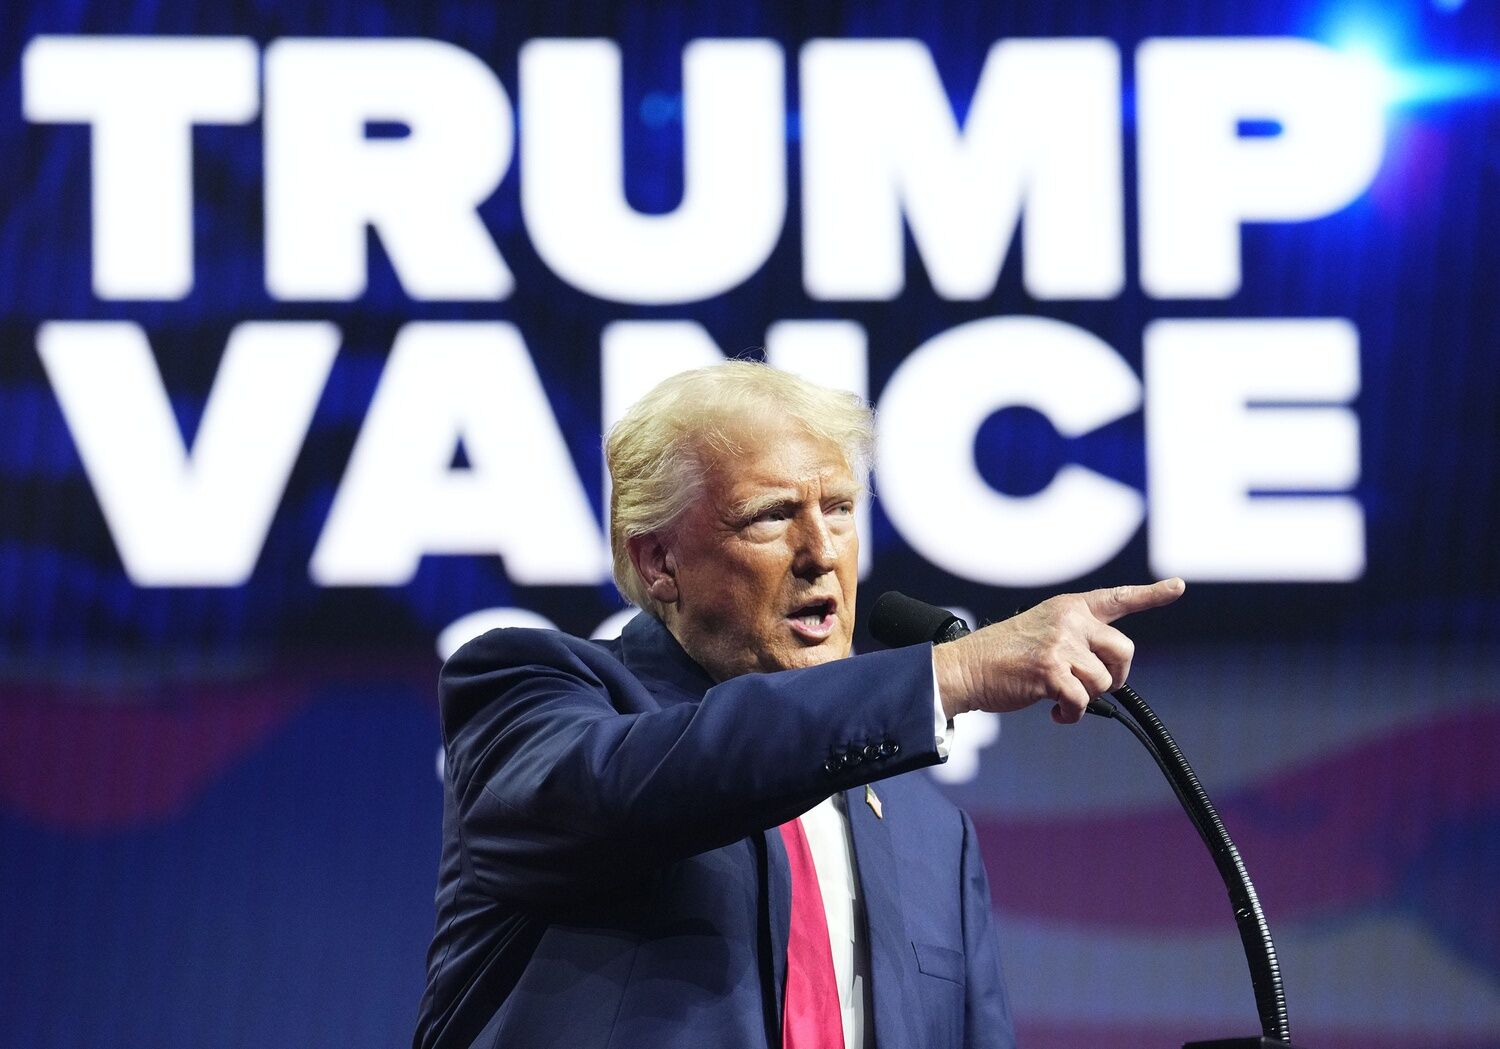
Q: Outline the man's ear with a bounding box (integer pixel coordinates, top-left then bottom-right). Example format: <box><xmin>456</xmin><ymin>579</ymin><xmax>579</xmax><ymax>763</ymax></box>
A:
<box><xmin>626</xmin><ymin>532</ymin><xmax>679</xmax><ymax>605</ymax></box>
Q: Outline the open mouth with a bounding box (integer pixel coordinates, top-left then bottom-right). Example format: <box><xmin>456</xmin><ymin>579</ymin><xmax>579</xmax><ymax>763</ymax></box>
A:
<box><xmin>786</xmin><ymin>598</ymin><xmax>837</xmax><ymax>641</ymax></box>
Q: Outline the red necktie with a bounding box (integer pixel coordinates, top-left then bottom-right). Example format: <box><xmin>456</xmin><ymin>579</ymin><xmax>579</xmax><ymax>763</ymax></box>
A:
<box><xmin>778</xmin><ymin>818</ymin><xmax>845</xmax><ymax>1049</ymax></box>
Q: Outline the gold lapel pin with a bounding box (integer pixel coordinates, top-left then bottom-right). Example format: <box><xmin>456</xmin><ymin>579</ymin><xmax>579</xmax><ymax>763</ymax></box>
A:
<box><xmin>865</xmin><ymin>783</ymin><xmax>884</xmax><ymax>820</ymax></box>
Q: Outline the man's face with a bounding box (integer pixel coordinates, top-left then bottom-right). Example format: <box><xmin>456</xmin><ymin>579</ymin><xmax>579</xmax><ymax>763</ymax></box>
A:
<box><xmin>653</xmin><ymin>418</ymin><xmax>860</xmax><ymax>681</ymax></box>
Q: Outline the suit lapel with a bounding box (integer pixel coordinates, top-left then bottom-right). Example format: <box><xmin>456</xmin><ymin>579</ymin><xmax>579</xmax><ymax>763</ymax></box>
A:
<box><xmin>615</xmin><ymin>613</ymin><xmax>918</xmax><ymax>1042</ymax></box>
<box><xmin>618</xmin><ymin>612</ymin><xmax>795</xmax><ymax>1036</ymax></box>
<box><xmin>847</xmin><ymin>786</ymin><xmax>921</xmax><ymax>1049</ymax></box>
<box><xmin>616</xmin><ymin>612</ymin><xmax>717</xmax><ymax>708</ymax></box>
<box><xmin>763</xmin><ymin>825</ymin><xmax>791</xmax><ymax>1024</ymax></box>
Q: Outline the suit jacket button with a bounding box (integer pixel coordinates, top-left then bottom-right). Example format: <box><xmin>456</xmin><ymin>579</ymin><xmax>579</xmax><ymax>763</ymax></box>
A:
<box><xmin>863</xmin><ymin>743</ymin><xmax>882</xmax><ymax>761</ymax></box>
<box><xmin>879</xmin><ymin>740</ymin><xmax>899</xmax><ymax>757</ymax></box>
<box><xmin>823</xmin><ymin>758</ymin><xmax>841</xmax><ymax>775</ymax></box>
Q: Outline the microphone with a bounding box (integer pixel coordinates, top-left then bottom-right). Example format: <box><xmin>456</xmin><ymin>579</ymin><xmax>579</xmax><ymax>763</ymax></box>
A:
<box><xmin>868</xmin><ymin>590</ymin><xmax>1299</xmax><ymax>1049</ymax></box>
<box><xmin>869</xmin><ymin>590</ymin><xmax>971</xmax><ymax>647</ymax></box>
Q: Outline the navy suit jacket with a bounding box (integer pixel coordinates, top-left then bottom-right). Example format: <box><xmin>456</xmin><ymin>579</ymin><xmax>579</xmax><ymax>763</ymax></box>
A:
<box><xmin>413</xmin><ymin>612</ymin><xmax>1016</xmax><ymax>1049</ymax></box>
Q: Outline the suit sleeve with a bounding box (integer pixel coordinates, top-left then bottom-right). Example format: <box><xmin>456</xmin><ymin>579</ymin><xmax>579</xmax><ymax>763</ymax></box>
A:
<box><xmin>441</xmin><ymin>627</ymin><xmax>945</xmax><ymax>902</ymax></box>
<box><xmin>960</xmin><ymin>809</ymin><xmax>1017</xmax><ymax>1049</ymax></box>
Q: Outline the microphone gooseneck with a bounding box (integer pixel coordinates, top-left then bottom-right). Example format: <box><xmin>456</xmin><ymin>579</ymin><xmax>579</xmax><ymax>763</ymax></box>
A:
<box><xmin>868</xmin><ymin>591</ymin><xmax>1293</xmax><ymax>1047</ymax></box>
<box><xmin>1107</xmin><ymin>684</ymin><xmax>1290</xmax><ymax>1045</ymax></box>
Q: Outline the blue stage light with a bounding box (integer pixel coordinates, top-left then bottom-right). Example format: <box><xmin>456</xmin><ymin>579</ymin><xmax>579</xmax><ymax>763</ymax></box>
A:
<box><xmin>1324</xmin><ymin>13</ymin><xmax>1500</xmax><ymax>106</ymax></box>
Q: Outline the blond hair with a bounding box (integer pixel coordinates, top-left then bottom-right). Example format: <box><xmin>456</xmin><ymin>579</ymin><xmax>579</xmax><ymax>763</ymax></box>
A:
<box><xmin>605</xmin><ymin>361</ymin><xmax>874</xmax><ymax>612</ymax></box>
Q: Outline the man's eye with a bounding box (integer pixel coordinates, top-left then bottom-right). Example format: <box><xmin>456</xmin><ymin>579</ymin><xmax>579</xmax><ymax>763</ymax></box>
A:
<box><xmin>743</xmin><ymin>509</ymin><xmax>785</xmax><ymax>529</ymax></box>
<box><xmin>829</xmin><ymin>502</ymin><xmax>855</xmax><ymax>516</ymax></box>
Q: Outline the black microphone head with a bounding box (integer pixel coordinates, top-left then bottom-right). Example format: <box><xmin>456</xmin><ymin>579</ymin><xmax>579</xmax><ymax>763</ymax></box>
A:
<box><xmin>869</xmin><ymin>591</ymin><xmax>971</xmax><ymax>647</ymax></box>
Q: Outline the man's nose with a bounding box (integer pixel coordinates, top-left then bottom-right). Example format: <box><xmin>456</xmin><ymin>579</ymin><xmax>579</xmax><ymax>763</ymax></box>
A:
<box><xmin>792</xmin><ymin>511</ymin><xmax>839</xmax><ymax>577</ymax></box>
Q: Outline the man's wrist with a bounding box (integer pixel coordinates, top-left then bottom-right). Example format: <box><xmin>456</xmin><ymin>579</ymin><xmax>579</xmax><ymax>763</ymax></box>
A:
<box><xmin>932</xmin><ymin>643</ymin><xmax>971</xmax><ymax>720</ymax></box>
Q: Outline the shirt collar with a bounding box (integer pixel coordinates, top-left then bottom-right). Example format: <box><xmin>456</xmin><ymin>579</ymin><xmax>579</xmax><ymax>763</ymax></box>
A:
<box><xmin>615</xmin><ymin>611</ymin><xmax>717</xmax><ymax>706</ymax></box>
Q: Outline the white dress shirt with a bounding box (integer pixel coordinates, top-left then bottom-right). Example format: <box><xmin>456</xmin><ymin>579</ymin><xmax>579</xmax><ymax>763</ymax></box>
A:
<box><xmin>792</xmin><ymin>665</ymin><xmax>954</xmax><ymax>1049</ymax></box>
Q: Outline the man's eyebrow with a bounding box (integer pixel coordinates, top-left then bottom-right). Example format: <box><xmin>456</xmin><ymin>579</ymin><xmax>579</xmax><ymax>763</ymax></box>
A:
<box><xmin>823</xmin><ymin>482</ymin><xmax>862</xmax><ymax>502</ymax></box>
<box><xmin>731</xmin><ymin>484</ymin><xmax>863</xmax><ymax>520</ymax></box>
<box><xmin>730</xmin><ymin>490</ymin><xmax>800</xmax><ymax>520</ymax></box>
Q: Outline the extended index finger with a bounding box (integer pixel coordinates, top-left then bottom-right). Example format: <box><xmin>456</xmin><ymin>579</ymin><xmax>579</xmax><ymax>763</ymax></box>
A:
<box><xmin>1081</xmin><ymin>578</ymin><xmax>1186</xmax><ymax>624</ymax></box>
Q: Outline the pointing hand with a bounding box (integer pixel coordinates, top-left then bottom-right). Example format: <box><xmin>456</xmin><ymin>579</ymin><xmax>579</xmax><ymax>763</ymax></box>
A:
<box><xmin>932</xmin><ymin>579</ymin><xmax>1186</xmax><ymax>724</ymax></box>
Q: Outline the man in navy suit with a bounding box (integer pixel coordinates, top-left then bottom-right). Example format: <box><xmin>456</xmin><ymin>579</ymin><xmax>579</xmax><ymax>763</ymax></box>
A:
<box><xmin>413</xmin><ymin>363</ymin><xmax>1184</xmax><ymax>1049</ymax></box>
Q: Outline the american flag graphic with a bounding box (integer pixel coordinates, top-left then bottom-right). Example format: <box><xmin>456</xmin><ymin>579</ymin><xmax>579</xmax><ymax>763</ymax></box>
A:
<box><xmin>2</xmin><ymin>646</ymin><xmax>1495</xmax><ymax>1048</ymax></box>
